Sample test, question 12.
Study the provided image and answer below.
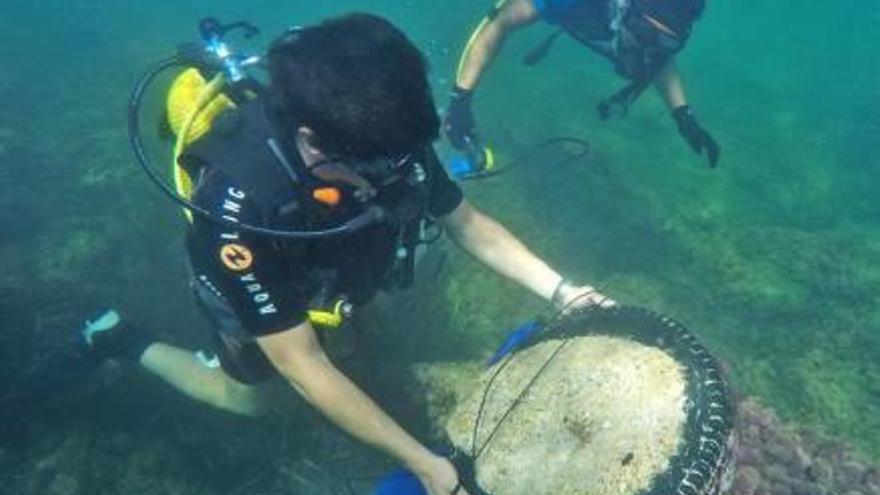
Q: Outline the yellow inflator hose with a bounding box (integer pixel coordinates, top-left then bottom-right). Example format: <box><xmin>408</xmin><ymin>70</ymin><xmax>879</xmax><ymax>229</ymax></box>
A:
<box><xmin>167</xmin><ymin>69</ymin><xmax>235</xmax><ymax>221</ymax></box>
<box><xmin>165</xmin><ymin>69</ymin><xmax>348</xmax><ymax>328</ymax></box>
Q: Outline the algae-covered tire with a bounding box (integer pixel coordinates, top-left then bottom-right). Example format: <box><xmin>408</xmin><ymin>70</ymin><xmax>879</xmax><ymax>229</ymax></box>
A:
<box><xmin>446</xmin><ymin>306</ymin><xmax>737</xmax><ymax>495</ymax></box>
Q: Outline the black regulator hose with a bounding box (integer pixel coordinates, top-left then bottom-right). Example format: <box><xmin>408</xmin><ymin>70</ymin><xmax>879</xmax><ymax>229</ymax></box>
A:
<box><xmin>462</xmin><ymin>136</ymin><xmax>591</xmax><ymax>181</ymax></box>
<box><xmin>127</xmin><ymin>55</ymin><xmax>385</xmax><ymax>239</ymax></box>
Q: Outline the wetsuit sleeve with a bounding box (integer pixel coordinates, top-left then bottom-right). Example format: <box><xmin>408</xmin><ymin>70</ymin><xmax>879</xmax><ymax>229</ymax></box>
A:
<box><xmin>424</xmin><ymin>146</ymin><xmax>464</xmax><ymax>218</ymax></box>
<box><xmin>186</xmin><ymin>172</ymin><xmax>311</xmax><ymax>337</ymax></box>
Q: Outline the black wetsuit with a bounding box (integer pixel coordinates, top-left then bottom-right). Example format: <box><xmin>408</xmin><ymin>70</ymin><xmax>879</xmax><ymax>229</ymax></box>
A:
<box><xmin>533</xmin><ymin>0</ymin><xmax>627</xmax><ymax>61</ymax></box>
<box><xmin>180</xmin><ymin>100</ymin><xmax>463</xmax><ymax>383</ymax></box>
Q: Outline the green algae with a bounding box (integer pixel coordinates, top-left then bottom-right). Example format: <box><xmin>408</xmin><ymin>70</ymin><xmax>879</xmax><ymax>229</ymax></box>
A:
<box><xmin>0</xmin><ymin>4</ymin><xmax>878</xmax><ymax>495</ymax></box>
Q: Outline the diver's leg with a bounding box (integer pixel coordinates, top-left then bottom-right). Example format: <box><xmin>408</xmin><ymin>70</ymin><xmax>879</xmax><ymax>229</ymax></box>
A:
<box><xmin>139</xmin><ymin>342</ymin><xmax>267</xmax><ymax>417</ymax></box>
<box><xmin>456</xmin><ymin>0</ymin><xmax>540</xmax><ymax>89</ymax></box>
<box><xmin>83</xmin><ymin>310</ymin><xmax>268</xmax><ymax>417</ymax></box>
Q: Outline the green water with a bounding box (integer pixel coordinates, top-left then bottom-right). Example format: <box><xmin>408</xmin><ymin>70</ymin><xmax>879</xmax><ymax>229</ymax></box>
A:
<box><xmin>1</xmin><ymin>0</ymin><xmax>878</xmax><ymax>490</ymax></box>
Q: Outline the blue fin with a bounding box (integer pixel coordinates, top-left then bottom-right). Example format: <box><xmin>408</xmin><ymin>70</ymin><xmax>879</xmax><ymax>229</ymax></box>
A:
<box><xmin>373</xmin><ymin>468</ymin><xmax>426</xmax><ymax>495</ymax></box>
<box><xmin>487</xmin><ymin>320</ymin><xmax>542</xmax><ymax>366</ymax></box>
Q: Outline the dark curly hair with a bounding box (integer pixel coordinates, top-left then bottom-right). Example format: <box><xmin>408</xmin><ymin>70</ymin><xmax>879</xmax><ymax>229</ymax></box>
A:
<box><xmin>267</xmin><ymin>13</ymin><xmax>439</xmax><ymax>161</ymax></box>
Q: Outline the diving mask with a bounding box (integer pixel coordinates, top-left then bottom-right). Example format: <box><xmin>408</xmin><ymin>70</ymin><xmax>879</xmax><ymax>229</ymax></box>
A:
<box><xmin>309</xmin><ymin>152</ymin><xmax>427</xmax><ymax>207</ymax></box>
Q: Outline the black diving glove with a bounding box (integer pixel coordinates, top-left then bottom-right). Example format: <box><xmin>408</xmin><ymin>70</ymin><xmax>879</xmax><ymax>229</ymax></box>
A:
<box><xmin>672</xmin><ymin>105</ymin><xmax>721</xmax><ymax>168</ymax></box>
<box><xmin>443</xmin><ymin>86</ymin><xmax>478</xmax><ymax>150</ymax></box>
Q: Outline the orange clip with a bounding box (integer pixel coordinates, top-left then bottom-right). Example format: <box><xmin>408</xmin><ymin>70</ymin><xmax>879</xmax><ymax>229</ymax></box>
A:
<box><xmin>312</xmin><ymin>187</ymin><xmax>342</xmax><ymax>206</ymax></box>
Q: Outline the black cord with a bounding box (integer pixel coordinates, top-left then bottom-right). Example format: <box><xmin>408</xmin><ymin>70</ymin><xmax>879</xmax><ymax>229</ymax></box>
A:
<box><xmin>471</xmin><ymin>338</ymin><xmax>571</xmax><ymax>460</ymax></box>
<box><xmin>469</xmin><ymin>291</ymin><xmax>613</xmax><ymax>460</ymax></box>
<box><xmin>341</xmin><ymin>291</ymin><xmax>611</xmax><ymax>493</ymax></box>
<box><xmin>462</xmin><ymin>136</ymin><xmax>591</xmax><ymax>181</ymax></box>
<box><xmin>128</xmin><ymin>56</ymin><xmax>384</xmax><ymax>239</ymax></box>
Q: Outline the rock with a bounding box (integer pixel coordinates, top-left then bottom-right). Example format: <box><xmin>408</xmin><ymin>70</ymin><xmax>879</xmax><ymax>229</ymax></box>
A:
<box><xmin>445</xmin><ymin>336</ymin><xmax>693</xmax><ymax>495</ymax></box>
<box><xmin>807</xmin><ymin>458</ymin><xmax>834</xmax><ymax>484</ymax></box>
<box><xmin>412</xmin><ymin>359</ymin><xmax>880</xmax><ymax>495</ymax></box>
<box><xmin>728</xmin><ymin>398</ymin><xmax>880</xmax><ymax>495</ymax></box>
<box><xmin>805</xmin><ymin>486</ymin><xmax>830</xmax><ymax>495</ymax></box>
<box><xmin>733</xmin><ymin>466</ymin><xmax>761</xmax><ymax>495</ymax></box>
<box><xmin>765</xmin><ymin>442</ymin><xmax>797</xmax><ymax>465</ymax></box>
<box><xmin>768</xmin><ymin>482</ymin><xmax>793</xmax><ymax>495</ymax></box>
<box><xmin>742</xmin><ymin>424</ymin><xmax>763</xmax><ymax>444</ymax></box>
<box><xmin>737</xmin><ymin>445</ymin><xmax>763</xmax><ymax>465</ymax></box>
<box><xmin>839</xmin><ymin>460</ymin><xmax>868</xmax><ymax>484</ymax></box>
<box><xmin>792</xmin><ymin>444</ymin><xmax>813</xmax><ymax>472</ymax></box>
<box><xmin>408</xmin><ymin>361</ymin><xmax>483</xmax><ymax>434</ymax></box>
<box><xmin>787</xmin><ymin>478</ymin><xmax>823</xmax><ymax>495</ymax></box>
<box><xmin>763</xmin><ymin>464</ymin><xmax>792</xmax><ymax>485</ymax></box>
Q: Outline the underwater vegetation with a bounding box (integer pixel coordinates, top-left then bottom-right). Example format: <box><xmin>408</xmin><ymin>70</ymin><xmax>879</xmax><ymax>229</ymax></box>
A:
<box><xmin>732</xmin><ymin>399</ymin><xmax>880</xmax><ymax>495</ymax></box>
<box><xmin>0</xmin><ymin>0</ymin><xmax>878</xmax><ymax>492</ymax></box>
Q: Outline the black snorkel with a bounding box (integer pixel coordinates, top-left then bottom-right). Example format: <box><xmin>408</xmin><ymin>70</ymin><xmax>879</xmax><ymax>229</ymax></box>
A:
<box><xmin>128</xmin><ymin>18</ymin><xmax>387</xmax><ymax>239</ymax></box>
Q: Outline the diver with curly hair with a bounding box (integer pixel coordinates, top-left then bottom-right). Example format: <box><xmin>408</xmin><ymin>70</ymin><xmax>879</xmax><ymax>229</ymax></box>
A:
<box><xmin>80</xmin><ymin>13</ymin><xmax>612</xmax><ymax>495</ymax></box>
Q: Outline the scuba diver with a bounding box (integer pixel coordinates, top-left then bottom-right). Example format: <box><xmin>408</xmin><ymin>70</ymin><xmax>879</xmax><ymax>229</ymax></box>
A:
<box><xmin>86</xmin><ymin>13</ymin><xmax>613</xmax><ymax>495</ymax></box>
<box><xmin>444</xmin><ymin>0</ymin><xmax>721</xmax><ymax>178</ymax></box>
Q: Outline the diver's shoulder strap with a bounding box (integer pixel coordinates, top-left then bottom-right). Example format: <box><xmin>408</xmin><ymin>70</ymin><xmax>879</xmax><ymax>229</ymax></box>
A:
<box><xmin>180</xmin><ymin>99</ymin><xmax>302</xmax><ymax>215</ymax></box>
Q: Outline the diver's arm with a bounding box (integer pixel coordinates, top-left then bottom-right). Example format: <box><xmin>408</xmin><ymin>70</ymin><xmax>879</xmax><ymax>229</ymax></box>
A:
<box><xmin>440</xmin><ymin>200</ymin><xmax>606</xmax><ymax>306</ymax></box>
<box><xmin>655</xmin><ymin>57</ymin><xmax>721</xmax><ymax>167</ymax></box>
<box><xmin>654</xmin><ymin>57</ymin><xmax>687</xmax><ymax>110</ymax></box>
<box><xmin>258</xmin><ymin>322</ymin><xmax>463</xmax><ymax>494</ymax></box>
<box><xmin>446</xmin><ymin>0</ymin><xmax>538</xmax><ymax>151</ymax></box>
<box><xmin>456</xmin><ymin>0</ymin><xmax>539</xmax><ymax>90</ymax></box>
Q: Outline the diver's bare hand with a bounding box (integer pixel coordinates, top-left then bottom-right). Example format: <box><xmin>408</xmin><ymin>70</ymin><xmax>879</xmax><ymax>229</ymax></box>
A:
<box><xmin>557</xmin><ymin>284</ymin><xmax>616</xmax><ymax>311</ymax></box>
<box><xmin>414</xmin><ymin>455</ymin><xmax>469</xmax><ymax>495</ymax></box>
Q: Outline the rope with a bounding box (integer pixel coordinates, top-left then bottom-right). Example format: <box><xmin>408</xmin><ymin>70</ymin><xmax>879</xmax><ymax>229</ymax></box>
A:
<box><xmin>469</xmin><ymin>291</ymin><xmax>615</xmax><ymax>460</ymax></box>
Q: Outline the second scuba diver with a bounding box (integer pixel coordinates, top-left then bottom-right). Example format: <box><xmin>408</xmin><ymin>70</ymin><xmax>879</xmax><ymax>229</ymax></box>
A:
<box><xmin>85</xmin><ymin>13</ymin><xmax>613</xmax><ymax>495</ymax></box>
<box><xmin>444</xmin><ymin>0</ymin><xmax>721</xmax><ymax>177</ymax></box>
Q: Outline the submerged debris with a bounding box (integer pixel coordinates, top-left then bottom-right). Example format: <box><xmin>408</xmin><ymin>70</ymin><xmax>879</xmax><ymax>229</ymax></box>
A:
<box><xmin>446</xmin><ymin>336</ymin><xmax>689</xmax><ymax>495</ymax></box>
